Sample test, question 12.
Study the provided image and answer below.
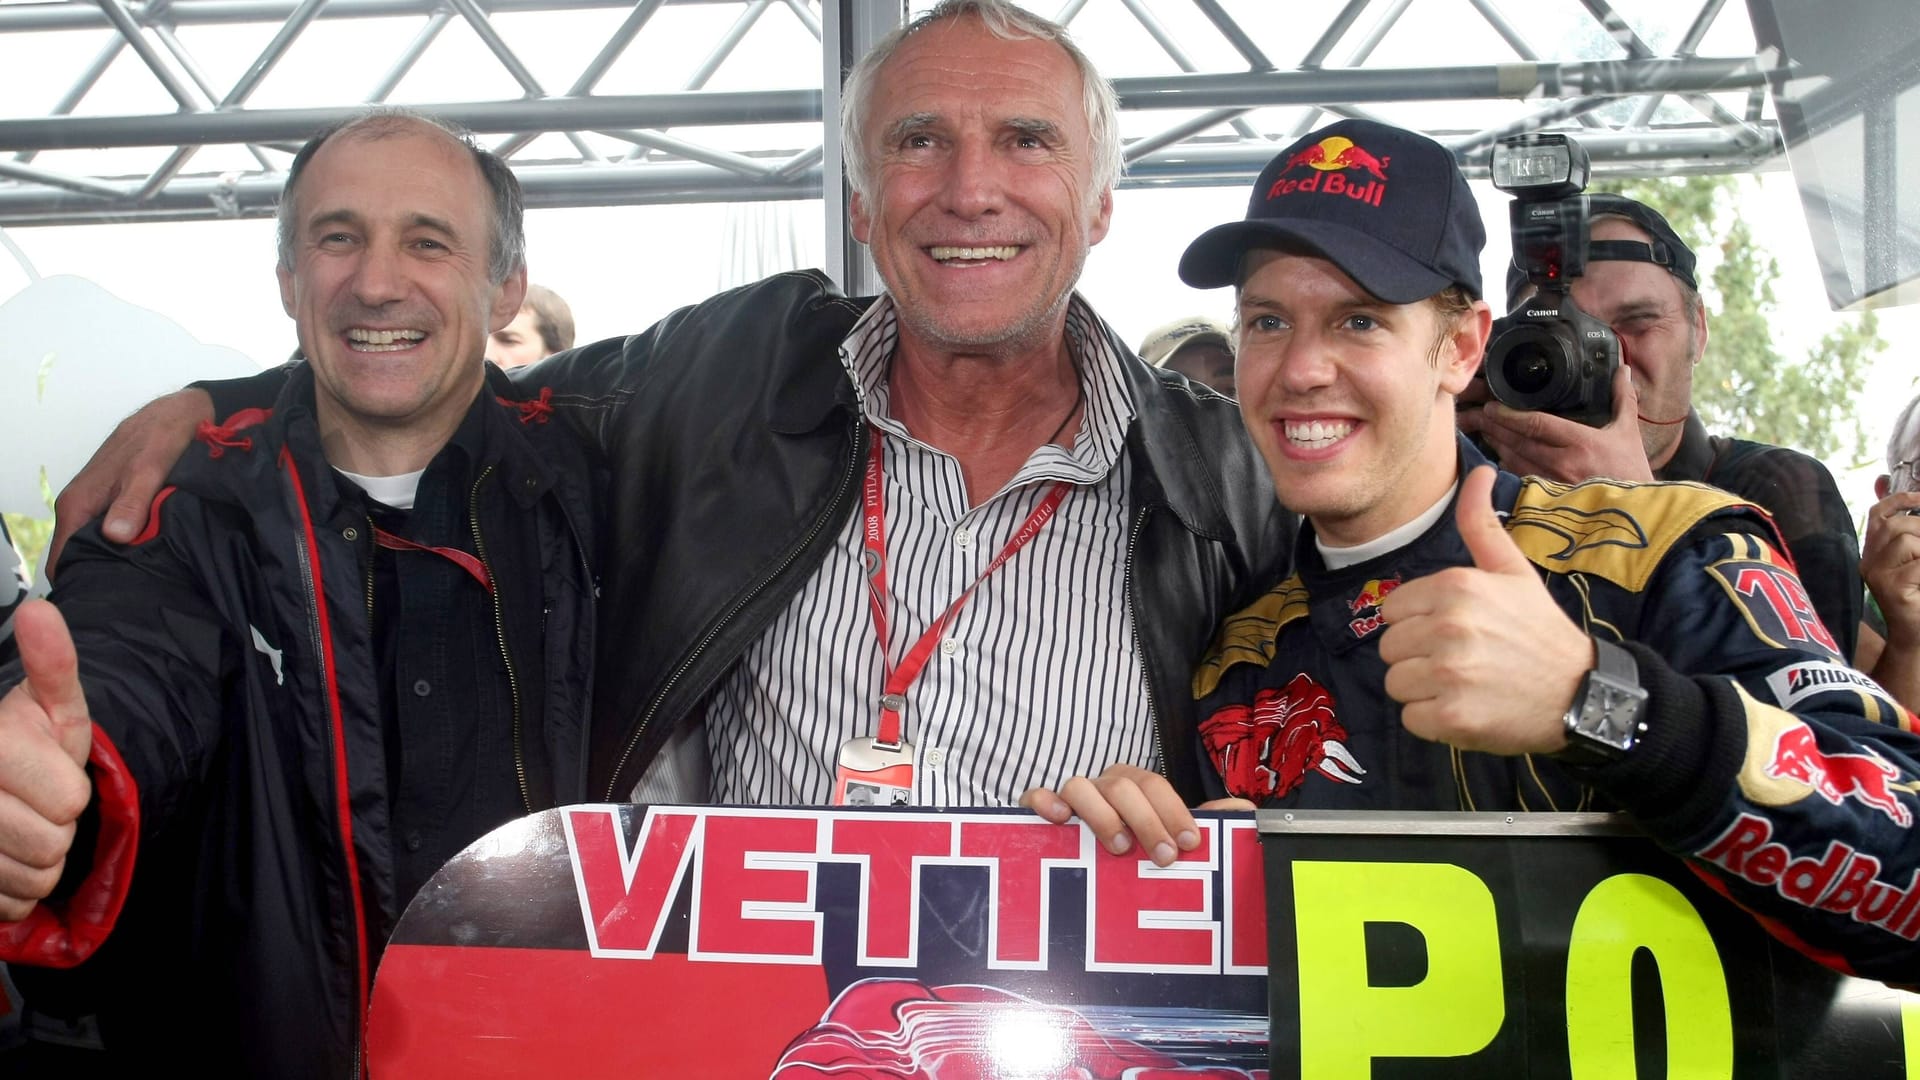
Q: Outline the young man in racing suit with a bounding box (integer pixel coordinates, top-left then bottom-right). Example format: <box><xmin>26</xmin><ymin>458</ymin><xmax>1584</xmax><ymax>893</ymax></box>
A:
<box><xmin>1027</xmin><ymin>118</ymin><xmax>1920</xmax><ymax>988</ymax></box>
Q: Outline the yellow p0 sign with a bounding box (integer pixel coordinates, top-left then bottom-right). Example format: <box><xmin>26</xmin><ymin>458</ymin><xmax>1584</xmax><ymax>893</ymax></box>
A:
<box><xmin>1263</xmin><ymin>814</ymin><xmax>1908</xmax><ymax>1079</ymax></box>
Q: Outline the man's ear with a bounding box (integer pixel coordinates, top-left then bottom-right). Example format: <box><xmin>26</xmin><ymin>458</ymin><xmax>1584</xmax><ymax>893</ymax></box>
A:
<box><xmin>1086</xmin><ymin>186</ymin><xmax>1114</xmax><ymax>247</ymax></box>
<box><xmin>1691</xmin><ymin>297</ymin><xmax>1710</xmax><ymax>364</ymax></box>
<box><xmin>850</xmin><ymin>190</ymin><xmax>872</xmax><ymax>246</ymax></box>
<box><xmin>1877</xmin><ymin>474</ymin><xmax>1893</xmax><ymax>500</ymax></box>
<box><xmin>490</xmin><ymin>265</ymin><xmax>529</xmax><ymax>333</ymax></box>
<box><xmin>1439</xmin><ymin>300</ymin><xmax>1494</xmax><ymax>395</ymax></box>
<box><xmin>277</xmin><ymin>262</ymin><xmax>296</xmax><ymax>318</ymax></box>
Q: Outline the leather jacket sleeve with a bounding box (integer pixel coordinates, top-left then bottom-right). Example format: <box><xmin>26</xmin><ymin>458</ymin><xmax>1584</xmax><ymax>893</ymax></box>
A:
<box><xmin>0</xmin><ymin>506</ymin><xmax>238</xmax><ymax>969</ymax></box>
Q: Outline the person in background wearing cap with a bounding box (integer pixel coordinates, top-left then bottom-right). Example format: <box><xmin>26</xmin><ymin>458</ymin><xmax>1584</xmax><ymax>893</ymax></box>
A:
<box><xmin>1138</xmin><ymin>316</ymin><xmax>1237</xmax><ymax>397</ymax></box>
<box><xmin>1029</xmin><ymin>118</ymin><xmax>1920</xmax><ymax>987</ymax></box>
<box><xmin>1461</xmin><ymin>197</ymin><xmax>1863</xmax><ymax>664</ymax></box>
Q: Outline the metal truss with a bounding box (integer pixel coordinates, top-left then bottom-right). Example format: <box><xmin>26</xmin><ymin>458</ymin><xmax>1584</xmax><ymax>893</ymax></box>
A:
<box><xmin>0</xmin><ymin>0</ymin><xmax>1783</xmax><ymax>237</ymax></box>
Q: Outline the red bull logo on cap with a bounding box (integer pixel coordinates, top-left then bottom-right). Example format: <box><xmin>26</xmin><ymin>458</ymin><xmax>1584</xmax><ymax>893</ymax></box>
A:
<box><xmin>1765</xmin><ymin>722</ymin><xmax>1913</xmax><ymax>828</ymax></box>
<box><xmin>1268</xmin><ymin>135</ymin><xmax>1391</xmax><ymax>208</ymax></box>
<box><xmin>1346</xmin><ymin>575</ymin><xmax>1402</xmax><ymax>638</ymax></box>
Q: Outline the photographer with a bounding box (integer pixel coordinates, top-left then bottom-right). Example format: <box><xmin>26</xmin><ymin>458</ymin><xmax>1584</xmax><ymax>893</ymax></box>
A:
<box><xmin>1462</xmin><ymin>196</ymin><xmax>1862</xmax><ymax>661</ymax></box>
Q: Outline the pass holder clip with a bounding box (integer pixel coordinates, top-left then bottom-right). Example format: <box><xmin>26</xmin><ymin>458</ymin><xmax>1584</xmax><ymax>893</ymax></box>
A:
<box><xmin>835</xmin><ymin>733</ymin><xmax>916</xmax><ymax>807</ymax></box>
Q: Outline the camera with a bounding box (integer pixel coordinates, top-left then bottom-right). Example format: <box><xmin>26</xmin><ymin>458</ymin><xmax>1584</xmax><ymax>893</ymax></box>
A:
<box><xmin>1483</xmin><ymin>134</ymin><xmax>1621</xmax><ymax>428</ymax></box>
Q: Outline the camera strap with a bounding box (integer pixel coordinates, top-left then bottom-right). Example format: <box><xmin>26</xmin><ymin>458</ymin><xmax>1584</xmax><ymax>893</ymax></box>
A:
<box><xmin>1588</xmin><ymin>238</ymin><xmax>1680</xmax><ymax>273</ymax></box>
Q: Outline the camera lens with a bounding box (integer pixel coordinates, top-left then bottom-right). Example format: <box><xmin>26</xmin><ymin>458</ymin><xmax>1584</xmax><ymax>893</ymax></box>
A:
<box><xmin>1502</xmin><ymin>343</ymin><xmax>1556</xmax><ymax>396</ymax></box>
<box><xmin>1483</xmin><ymin>320</ymin><xmax>1572</xmax><ymax>413</ymax></box>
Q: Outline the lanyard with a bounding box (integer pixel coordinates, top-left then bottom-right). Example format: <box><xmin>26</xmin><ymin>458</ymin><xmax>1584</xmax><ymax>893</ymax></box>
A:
<box><xmin>861</xmin><ymin>426</ymin><xmax>1072</xmax><ymax>748</ymax></box>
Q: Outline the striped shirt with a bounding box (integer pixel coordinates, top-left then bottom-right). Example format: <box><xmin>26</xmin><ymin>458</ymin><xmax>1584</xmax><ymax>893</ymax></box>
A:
<box><xmin>699</xmin><ymin>294</ymin><xmax>1157</xmax><ymax>808</ymax></box>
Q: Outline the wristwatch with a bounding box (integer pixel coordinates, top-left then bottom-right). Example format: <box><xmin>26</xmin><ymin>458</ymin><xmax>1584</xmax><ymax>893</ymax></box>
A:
<box><xmin>1551</xmin><ymin>637</ymin><xmax>1650</xmax><ymax>767</ymax></box>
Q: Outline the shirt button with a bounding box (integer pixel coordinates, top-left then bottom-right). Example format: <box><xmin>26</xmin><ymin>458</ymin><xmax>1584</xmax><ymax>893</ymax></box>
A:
<box><xmin>954</xmin><ymin>526</ymin><xmax>973</xmax><ymax>551</ymax></box>
<box><xmin>413</xmin><ymin>679</ymin><xmax>432</xmax><ymax>697</ymax></box>
<box><xmin>940</xmin><ymin>639</ymin><xmax>959</xmax><ymax>657</ymax></box>
<box><xmin>924</xmin><ymin>748</ymin><xmax>945</xmax><ymax>768</ymax></box>
<box><xmin>405</xmin><ymin>833</ymin><xmax>423</xmax><ymax>853</ymax></box>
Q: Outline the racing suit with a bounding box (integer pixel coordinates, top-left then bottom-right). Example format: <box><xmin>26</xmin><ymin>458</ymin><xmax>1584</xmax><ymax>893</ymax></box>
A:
<box><xmin>1658</xmin><ymin>409</ymin><xmax>1862</xmax><ymax>661</ymax></box>
<box><xmin>1194</xmin><ymin>435</ymin><xmax>1920</xmax><ymax>986</ymax></box>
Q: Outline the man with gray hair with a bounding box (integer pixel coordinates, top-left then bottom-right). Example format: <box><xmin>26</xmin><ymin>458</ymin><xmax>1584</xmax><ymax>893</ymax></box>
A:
<box><xmin>0</xmin><ymin>108</ymin><xmax>600</xmax><ymax>1075</ymax></box>
<box><xmin>1859</xmin><ymin>393</ymin><xmax>1920</xmax><ymax>709</ymax></box>
<box><xmin>53</xmin><ymin>2</ymin><xmax>1288</xmax><ymax>855</ymax></box>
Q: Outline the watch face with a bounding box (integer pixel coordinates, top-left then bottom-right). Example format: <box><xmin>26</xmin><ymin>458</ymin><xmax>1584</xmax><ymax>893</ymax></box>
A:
<box><xmin>1582</xmin><ymin>676</ymin><xmax>1646</xmax><ymax>751</ymax></box>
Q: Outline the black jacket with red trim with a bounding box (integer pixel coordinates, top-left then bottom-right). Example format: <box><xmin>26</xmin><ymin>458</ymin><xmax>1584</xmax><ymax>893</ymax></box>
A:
<box><xmin>1193</xmin><ymin>435</ymin><xmax>1920</xmax><ymax>987</ymax></box>
<box><xmin>0</xmin><ymin>363</ymin><xmax>600</xmax><ymax>1076</ymax></box>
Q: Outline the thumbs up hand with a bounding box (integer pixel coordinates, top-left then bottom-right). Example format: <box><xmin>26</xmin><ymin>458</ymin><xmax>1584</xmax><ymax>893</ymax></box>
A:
<box><xmin>0</xmin><ymin>599</ymin><xmax>96</xmax><ymax>922</ymax></box>
<box><xmin>1376</xmin><ymin>466</ymin><xmax>1595</xmax><ymax>756</ymax></box>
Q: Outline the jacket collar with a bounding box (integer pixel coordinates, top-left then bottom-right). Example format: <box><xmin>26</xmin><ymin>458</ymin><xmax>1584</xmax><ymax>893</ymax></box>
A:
<box><xmin>753</xmin><ymin>268</ymin><xmax>1265</xmax><ymax>542</ymax></box>
<box><xmin>218</xmin><ymin>362</ymin><xmax>561</xmax><ymax>523</ymax></box>
<box><xmin>1119</xmin><ymin>344</ymin><xmax>1271</xmax><ymax>541</ymax></box>
<box><xmin>835</xmin><ymin>292</ymin><xmax>1136</xmax><ymax>484</ymax></box>
<box><xmin>765</xmin><ymin>270</ymin><xmax>868</xmax><ymax>435</ymax></box>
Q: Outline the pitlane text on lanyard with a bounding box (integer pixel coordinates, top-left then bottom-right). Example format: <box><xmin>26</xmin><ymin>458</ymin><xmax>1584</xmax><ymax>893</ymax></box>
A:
<box><xmin>834</xmin><ymin>427</ymin><xmax>1074</xmax><ymax>807</ymax></box>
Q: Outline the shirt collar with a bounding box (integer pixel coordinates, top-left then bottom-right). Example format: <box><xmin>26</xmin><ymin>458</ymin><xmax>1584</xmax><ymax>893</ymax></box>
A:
<box><xmin>838</xmin><ymin>293</ymin><xmax>1137</xmax><ymax>483</ymax></box>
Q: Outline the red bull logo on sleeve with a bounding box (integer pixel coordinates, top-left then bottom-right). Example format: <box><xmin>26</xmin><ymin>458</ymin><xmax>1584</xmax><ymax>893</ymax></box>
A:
<box><xmin>1346</xmin><ymin>575</ymin><xmax>1402</xmax><ymax>638</ymax></box>
<box><xmin>1267</xmin><ymin>135</ymin><xmax>1391</xmax><ymax>208</ymax></box>
<box><xmin>1764</xmin><ymin>722</ymin><xmax>1913</xmax><ymax>828</ymax></box>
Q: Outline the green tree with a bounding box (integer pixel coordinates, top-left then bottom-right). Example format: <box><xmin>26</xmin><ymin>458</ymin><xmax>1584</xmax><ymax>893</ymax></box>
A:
<box><xmin>4</xmin><ymin>469</ymin><xmax>53</xmax><ymax>586</ymax></box>
<box><xmin>1591</xmin><ymin>175</ymin><xmax>1883</xmax><ymax>467</ymax></box>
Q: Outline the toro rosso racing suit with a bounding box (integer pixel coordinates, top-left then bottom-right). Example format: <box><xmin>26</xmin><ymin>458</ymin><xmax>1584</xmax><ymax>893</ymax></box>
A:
<box><xmin>1193</xmin><ymin>436</ymin><xmax>1920</xmax><ymax>987</ymax></box>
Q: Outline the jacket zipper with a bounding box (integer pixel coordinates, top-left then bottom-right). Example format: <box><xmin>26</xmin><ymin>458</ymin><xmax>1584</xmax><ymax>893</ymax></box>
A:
<box><xmin>603</xmin><ymin>423</ymin><xmax>865</xmax><ymax>802</ymax></box>
<box><xmin>1123</xmin><ymin>502</ymin><xmax>1170</xmax><ymax>780</ymax></box>
<box><xmin>279</xmin><ymin>447</ymin><xmax>371</xmax><ymax>1077</ymax></box>
<box><xmin>468</xmin><ymin>463</ymin><xmax>531</xmax><ymax>814</ymax></box>
<box><xmin>362</xmin><ymin>514</ymin><xmax>375</xmax><ymax>624</ymax></box>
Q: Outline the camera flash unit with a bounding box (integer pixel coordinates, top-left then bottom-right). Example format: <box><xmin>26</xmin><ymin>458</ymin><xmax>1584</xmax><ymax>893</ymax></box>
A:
<box><xmin>1491</xmin><ymin>133</ymin><xmax>1590</xmax><ymax>199</ymax></box>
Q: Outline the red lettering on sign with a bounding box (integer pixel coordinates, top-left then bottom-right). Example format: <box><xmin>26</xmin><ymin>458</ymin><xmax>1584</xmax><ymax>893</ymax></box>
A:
<box><xmin>830</xmin><ymin>817</ymin><xmax>952</xmax><ymax>965</ymax></box>
<box><xmin>1090</xmin><ymin>829</ymin><xmax>1219</xmax><ymax>972</ymax></box>
<box><xmin>693</xmin><ymin>814</ymin><xmax>822</xmax><ymax>961</ymax></box>
<box><xmin>565</xmin><ymin>807</ymin><xmax>698</xmax><ymax>956</ymax></box>
<box><xmin>958</xmin><ymin>819</ymin><xmax>1083</xmax><ymax>967</ymax></box>
<box><xmin>1223</xmin><ymin>820</ymin><xmax>1268</xmax><ymax>973</ymax></box>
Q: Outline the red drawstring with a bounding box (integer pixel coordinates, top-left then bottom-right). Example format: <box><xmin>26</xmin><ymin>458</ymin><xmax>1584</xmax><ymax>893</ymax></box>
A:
<box><xmin>498</xmin><ymin>387</ymin><xmax>553</xmax><ymax>425</ymax></box>
<box><xmin>196</xmin><ymin>407</ymin><xmax>273</xmax><ymax>458</ymax></box>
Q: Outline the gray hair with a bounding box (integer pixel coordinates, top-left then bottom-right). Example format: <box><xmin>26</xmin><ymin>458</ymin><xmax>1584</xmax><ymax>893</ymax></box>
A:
<box><xmin>1889</xmin><ymin>392</ymin><xmax>1920</xmax><ymax>475</ymax></box>
<box><xmin>839</xmin><ymin>0</ymin><xmax>1123</xmax><ymax>205</ymax></box>
<box><xmin>275</xmin><ymin>106</ymin><xmax>526</xmax><ymax>285</ymax></box>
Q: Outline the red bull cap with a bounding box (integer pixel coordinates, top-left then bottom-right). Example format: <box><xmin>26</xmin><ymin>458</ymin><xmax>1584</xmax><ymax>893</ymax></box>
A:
<box><xmin>1178</xmin><ymin>118</ymin><xmax>1485</xmax><ymax>303</ymax></box>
